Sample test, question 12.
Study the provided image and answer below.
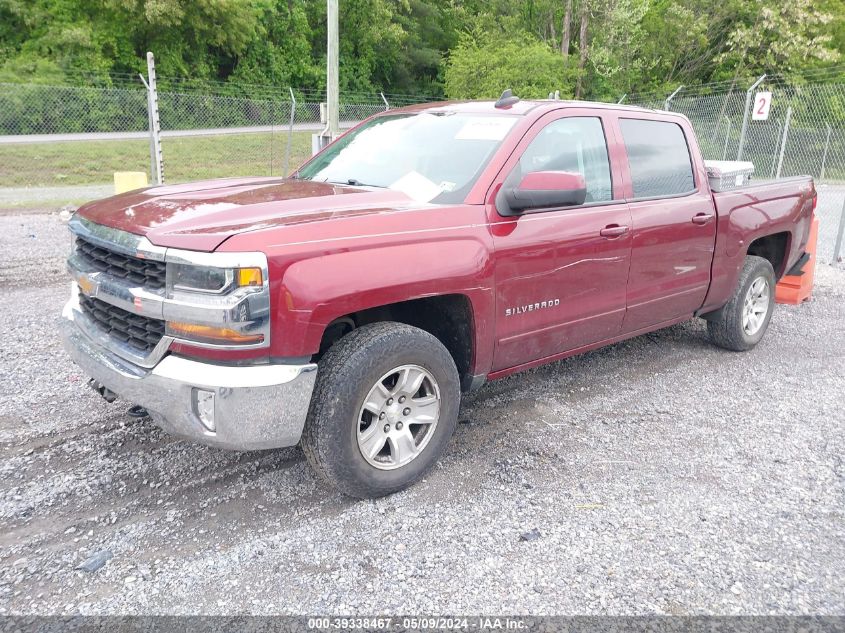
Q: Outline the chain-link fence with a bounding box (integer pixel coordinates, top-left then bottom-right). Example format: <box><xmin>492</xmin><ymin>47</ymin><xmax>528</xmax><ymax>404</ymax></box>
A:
<box><xmin>154</xmin><ymin>90</ymin><xmax>416</xmax><ymax>182</ymax></box>
<box><xmin>0</xmin><ymin>73</ymin><xmax>843</xmax><ymax>263</ymax></box>
<box><xmin>626</xmin><ymin>78</ymin><xmax>845</xmax><ymax>263</ymax></box>
<box><xmin>0</xmin><ymin>80</ymin><xmax>430</xmax><ymax>208</ymax></box>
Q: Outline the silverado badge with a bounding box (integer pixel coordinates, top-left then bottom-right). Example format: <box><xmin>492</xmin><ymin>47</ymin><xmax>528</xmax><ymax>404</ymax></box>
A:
<box><xmin>505</xmin><ymin>299</ymin><xmax>560</xmax><ymax>317</ymax></box>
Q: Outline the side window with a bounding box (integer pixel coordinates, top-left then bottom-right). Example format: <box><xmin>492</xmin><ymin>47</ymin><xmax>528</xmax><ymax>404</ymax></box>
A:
<box><xmin>619</xmin><ymin>119</ymin><xmax>695</xmax><ymax>198</ymax></box>
<box><xmin>505</xmin><ymin>117</ymin><xmax>613</xmax><ymax>204</ymax></box>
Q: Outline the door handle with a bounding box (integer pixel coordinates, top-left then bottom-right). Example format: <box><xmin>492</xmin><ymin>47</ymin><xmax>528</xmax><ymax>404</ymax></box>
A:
<box><xmin>600</xmin><ymin>224</ymin><xmax>629</xmax><ymax>238</ymax></box>
<box><xmin>692</xmin><ymin>213</ymin><xmax>715</xmax><ymax>225</ymax></box>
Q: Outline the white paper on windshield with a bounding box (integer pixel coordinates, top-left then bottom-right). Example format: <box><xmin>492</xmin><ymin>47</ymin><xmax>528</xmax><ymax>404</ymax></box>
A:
<box><xmin>390</xmin><ymin>171</ymin><xmax>442</xmax><ymax>203</ymax></box>
<box><xmin>455</xmin><ymin>117</ymin><xmax>516</xmax><ymax>141</ymax></box>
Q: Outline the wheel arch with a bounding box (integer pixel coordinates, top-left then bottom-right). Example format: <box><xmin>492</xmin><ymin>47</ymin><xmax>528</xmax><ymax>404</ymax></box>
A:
<box><xmin>314</xmin><ymin>294</ymin><xmax>479</xmax><ymax>392</ymax></box>
<box><xmin>746</xmin><ymin>231</ymin><xmax>791</xmax><ymax>279</ymax></box>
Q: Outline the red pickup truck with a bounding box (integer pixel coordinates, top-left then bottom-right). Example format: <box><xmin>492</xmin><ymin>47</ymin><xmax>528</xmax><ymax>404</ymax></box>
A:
<box><xmin>60</xmin><ymin>98</ymin><xmax>816</xmax><ymax>497</ymax></box>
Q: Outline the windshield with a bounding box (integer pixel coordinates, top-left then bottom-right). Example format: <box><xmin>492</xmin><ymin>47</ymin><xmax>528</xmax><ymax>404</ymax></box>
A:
<box><xmin>296</xmin><ymin>112</ymin><xmax>518</xmax><ymax>204</ymax></box>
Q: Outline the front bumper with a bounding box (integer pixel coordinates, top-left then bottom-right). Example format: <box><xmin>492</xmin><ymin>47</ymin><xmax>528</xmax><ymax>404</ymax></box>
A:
<box><xmin>59</xmin><ymin>297</ymin><xmax>318</xmax><ymax>451</ymax></box>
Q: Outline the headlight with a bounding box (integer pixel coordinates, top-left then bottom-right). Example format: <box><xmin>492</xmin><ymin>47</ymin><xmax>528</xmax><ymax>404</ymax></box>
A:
<box><xmin>162</xmin><ymin>251</ymin><xmax>270</xmax><ymax>349</ymax></box>
<box><xmin>167</xmin><ymin>263</ymin><xmax>263</xmax><ymax>294</ymax></box>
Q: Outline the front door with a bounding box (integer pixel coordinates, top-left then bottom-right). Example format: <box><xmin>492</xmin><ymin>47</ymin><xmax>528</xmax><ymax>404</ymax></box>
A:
<box><xmin>490</xmin><ymin>112</ymin><xmax>632</xmax><ymax>372</ymax></box>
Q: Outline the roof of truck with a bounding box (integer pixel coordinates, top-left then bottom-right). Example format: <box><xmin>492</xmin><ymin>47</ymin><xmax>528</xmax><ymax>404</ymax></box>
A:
<box><xmin>395</xmin><ymin>99</ymin><xmax>664</xmax><ymax>117</ymax></box>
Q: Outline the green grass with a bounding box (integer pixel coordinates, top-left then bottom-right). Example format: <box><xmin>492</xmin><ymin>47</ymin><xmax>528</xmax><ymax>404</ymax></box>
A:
<box><xmin>0</xmin><ymin>131</ymin><xmax>315</xmax><ymax>188</ymax></box>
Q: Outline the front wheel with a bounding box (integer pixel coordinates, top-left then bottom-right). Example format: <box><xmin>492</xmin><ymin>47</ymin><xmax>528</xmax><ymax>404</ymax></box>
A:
<box><xmin>706</xmin><ymin>255</ymin><xmax>776</xmax><ymax>351</ymax></box>
<box><xmin>301</xmin><ymin>322</ymin><xmax>460</xmax><ymax>498</ymax></box>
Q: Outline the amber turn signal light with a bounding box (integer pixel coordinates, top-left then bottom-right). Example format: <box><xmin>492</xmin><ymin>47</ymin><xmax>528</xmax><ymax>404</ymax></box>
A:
<box><xmin>237</xmin><ymin>267</ymin><xmax>263</xmax><ymax>287</ymax></box>
<box><xmin>167</xmin><ymin>321</ymin><xmax>264</xmax><ymax>345</ymax></box>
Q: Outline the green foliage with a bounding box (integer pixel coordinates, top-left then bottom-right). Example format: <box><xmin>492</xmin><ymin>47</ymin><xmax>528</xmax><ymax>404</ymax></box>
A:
<box><xmin>444</xmin><ymin>32</ymin><xmax>574</xmax><ymax>99</ymax></box>
<box><xmin>0</xmin><ymin>0</ymin><xmax>843</xmax><ymax>99</ymax></box>
<box><xmin>716</xmin><ymin>0</ymin><xmax>840</xmax><ymax>74</ymax></box>
<box><xmin>228</xmin><ymin>2</ymin><xmax>321</xmax><ymax>89</ymax></box>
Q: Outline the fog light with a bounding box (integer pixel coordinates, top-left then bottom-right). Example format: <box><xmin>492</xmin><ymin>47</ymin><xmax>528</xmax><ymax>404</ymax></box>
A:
<box><xmin>194</xmin><ymin>389</ymin><xmax>216</xmax><ymax>432</ymax></box>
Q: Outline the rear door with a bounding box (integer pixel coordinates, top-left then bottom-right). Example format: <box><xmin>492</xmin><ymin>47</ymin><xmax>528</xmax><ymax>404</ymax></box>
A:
<box><xmin>614</xmin><ymin>115</ymin><xmax>717</xmax><ymax>333</ymax></box>
<box><xmin>489</xmin><ymin>109</ymin><xmax>632</xmax><ymax>371</ymax></box>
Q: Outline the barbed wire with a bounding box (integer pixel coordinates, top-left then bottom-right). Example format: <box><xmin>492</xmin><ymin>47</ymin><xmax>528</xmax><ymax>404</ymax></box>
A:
<box><xmin>624</xmin><ymin>64</ymin><xmax>845</xmax><ymax>103</ymax></box>
<box><xmin>0</xmin><ymin>70</ymin><xmax>442</xmax><ymax>104</ymax></box>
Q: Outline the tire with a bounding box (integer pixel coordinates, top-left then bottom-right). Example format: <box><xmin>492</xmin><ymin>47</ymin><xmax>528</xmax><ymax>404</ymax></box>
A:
<box><xmin>301</xmin><ymin>322</ymin><xmax>460</xmax><ymax>498</ymax></box>
<box><xmin>706</xmin><ymin>255</ymin><xmax>776</xmax><ymax>351</ymax></box>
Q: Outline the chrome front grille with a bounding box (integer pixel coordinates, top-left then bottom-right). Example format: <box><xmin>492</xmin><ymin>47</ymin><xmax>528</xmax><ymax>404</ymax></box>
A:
<box><xmin>75</xmin><ymin>236</ymin><xmax>166</xmax><ymax>290</ymax></box>
<box><xmin>67</xmin><ymin>215</ymin><xmax>271</xmax><ymax>365</ymax></box>
<box><xmin>79</xmin><ymin>293</ymin><xmax>165</xmax><ymax>354</ymax></box>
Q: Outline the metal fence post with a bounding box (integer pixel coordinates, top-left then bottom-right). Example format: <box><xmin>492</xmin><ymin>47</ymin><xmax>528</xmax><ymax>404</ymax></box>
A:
<box><xmin>775</xmin><ymin>106</ymin><xmax>792</xmax><ymax>179</ymax></box>
<box><xmin>617</xmin><ymin>94</ymin><xmax>626</xmax><ymax>104</ymax></box>
<box><xmin>737</xmin><ymin>74</ymin><xmax>766</xmax><ymax>161</ymax></box>
<box><xmin>820</xmin><ymin>123</ymin><xmax>832</xmax><ymax>182</ymax></box>
<box><xmin>721</xmin><ymin>116</ymin><xmax>731</xmax><ymax>160</ymax></box>
<box><xmin>380</xmin><ymin>92</ymin><xmax>390</xmax><ymax>111</ymax></box>
<box><xmin>664</xmin><ymin>85</ymin><xmax>683</xmax><ymax>111</ymax></box>
<box><xmin>769</xmin><ymin>118</ymin><xmax>782</xmax><ymax>179</ymax></box>
<box><xmin>284</xmin><ymin>87</ymin><xmax>296</xmax><ymax>177</ymax></box>
<box><xmin>139</xmin><ymin>73</ymin><xmax>156</xmax><ymax>183</ymax></box>
<box><xmin>145</xmin><ymin>52</ymin><xmax>164</xmax><ymax>184</ymax></box>
<box><xmin>834</xmin><ymin>195</ymin><xmax>845</xmax><ymax>263</ymax></box>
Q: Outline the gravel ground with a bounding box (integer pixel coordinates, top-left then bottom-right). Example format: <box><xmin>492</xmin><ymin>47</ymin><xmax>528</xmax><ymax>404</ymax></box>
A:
<box><xmin>0</xmin><ymin>212</ymin><xmax>843</xmax><ymax>616</ymax></box>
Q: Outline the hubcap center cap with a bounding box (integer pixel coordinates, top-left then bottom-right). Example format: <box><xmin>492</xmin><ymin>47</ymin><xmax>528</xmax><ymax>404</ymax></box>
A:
<box><xmin>384</xmin><ymin>402</ymin><xmax>402</xmax><ymax>424</ymax></box>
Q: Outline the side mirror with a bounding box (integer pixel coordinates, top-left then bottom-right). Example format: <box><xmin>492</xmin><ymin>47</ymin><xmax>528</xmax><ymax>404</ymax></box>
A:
<box><xmin>497</xmin><ymin>171</ymin><xmax>587</xmax><ymax>215</ymax></box>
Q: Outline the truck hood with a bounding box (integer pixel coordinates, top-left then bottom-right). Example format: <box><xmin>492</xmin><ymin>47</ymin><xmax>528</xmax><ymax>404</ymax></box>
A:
<box><xmin>76</xmin><ymin>177</ymin><xmax>430</xmax><ymax>251</ymax></box>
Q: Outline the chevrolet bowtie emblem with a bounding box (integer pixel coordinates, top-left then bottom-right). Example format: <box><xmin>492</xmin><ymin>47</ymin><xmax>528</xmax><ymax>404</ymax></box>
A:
<box><xmin>78</xmin><ymin>276</ymin><xmax>96</xmax><ymax>297</ymax></box>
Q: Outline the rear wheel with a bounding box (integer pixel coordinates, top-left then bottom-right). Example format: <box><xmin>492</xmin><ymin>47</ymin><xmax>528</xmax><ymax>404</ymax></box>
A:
<box><xmin>301</xmin><ymin>322</ymin><xmax>460</xmax><ymax>498</ymax></box>
<box><xmin>706</xmin><ymin>255</ymin><xmax>776</xmax><ymax>351</ymax></box>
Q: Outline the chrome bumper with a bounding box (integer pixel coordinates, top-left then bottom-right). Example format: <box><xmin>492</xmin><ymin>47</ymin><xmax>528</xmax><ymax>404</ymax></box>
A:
<box><xmin>59</xmin><ymin>298</ymin><xmax>318</xmax><ymax>451</ymax></box>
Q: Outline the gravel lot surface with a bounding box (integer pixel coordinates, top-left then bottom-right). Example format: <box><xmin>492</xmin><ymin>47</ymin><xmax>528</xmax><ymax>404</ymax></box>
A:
<box><xmin>0</xmin><ymin>212</ymin><xmax>843</xmax><ymax>616</ymax></box>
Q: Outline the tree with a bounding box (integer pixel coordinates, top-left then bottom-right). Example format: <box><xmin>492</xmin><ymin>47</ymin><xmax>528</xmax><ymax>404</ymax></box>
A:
<box><xmin>0</xmin><ymin>0</ymin><xmax>842</xmax><ymax>99</ymax></box>
<box><xmin>444</xmin><ymin>31</ymin><xmax>576</xmax><ymax>99</ymax></box>
<box><xmin>716</xmin><ymin>0</ymin><xmax>840</xmax><ymax>76</ymax></box>
<box><xmin>0</xmin><ymin>0</ymin><xmax>265</xmax><ymax>81</ymax></box>
<box><xmin>575</xmin><ymin>0</ymin><xmax>589</xmax><ymax>98</ymax></box>
<box><xmin>561</xmin><ymin>0</ymin><xmax>572</xmax><ymax>57</ymax></box>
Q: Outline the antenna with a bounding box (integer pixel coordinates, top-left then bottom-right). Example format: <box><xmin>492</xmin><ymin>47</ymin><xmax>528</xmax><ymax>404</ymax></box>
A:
<box><xmin>495</xmin><ymin>89</ymin><xmax>520</xmax><ymax>109</ymax></box>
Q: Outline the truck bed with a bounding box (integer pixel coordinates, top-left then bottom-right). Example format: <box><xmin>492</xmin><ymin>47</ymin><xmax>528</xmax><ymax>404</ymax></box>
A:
<box><xmin>702</xmin><ymin>175</ymin><xmax>816</xmax><ymax>314</ymax></box>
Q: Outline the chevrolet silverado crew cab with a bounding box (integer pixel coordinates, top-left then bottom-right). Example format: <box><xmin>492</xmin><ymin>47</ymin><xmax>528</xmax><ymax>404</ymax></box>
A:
<box><xmin>60</xmin><ymin>96</ymin><xmax>816</xmax><ymax>498</ymax></box>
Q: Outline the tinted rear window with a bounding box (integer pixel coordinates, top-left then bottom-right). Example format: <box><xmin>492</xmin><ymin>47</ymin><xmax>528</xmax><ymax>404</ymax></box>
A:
<box><xmin>620</xmin><ymin>119</ymin><xmax>695</xmax><ymax>198</ymax></box>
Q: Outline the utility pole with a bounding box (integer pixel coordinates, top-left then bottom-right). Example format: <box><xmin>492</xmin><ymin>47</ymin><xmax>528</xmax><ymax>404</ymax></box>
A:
<box><xmin>313</xmin><ymin>0</ymin><xmax>339</xmax><ymax>154</ymax></box>
<box><xmin>327</xmin><ymin>0</ymin><xmax>339</xmax><ymax>138</ymax></box>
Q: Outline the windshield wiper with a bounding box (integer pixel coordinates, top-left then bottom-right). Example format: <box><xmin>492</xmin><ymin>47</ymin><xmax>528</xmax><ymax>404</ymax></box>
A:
<box><xmin>324</xmin><ymin>178</ymin><xmax>385</xmax><ymax>188</ymax></box>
